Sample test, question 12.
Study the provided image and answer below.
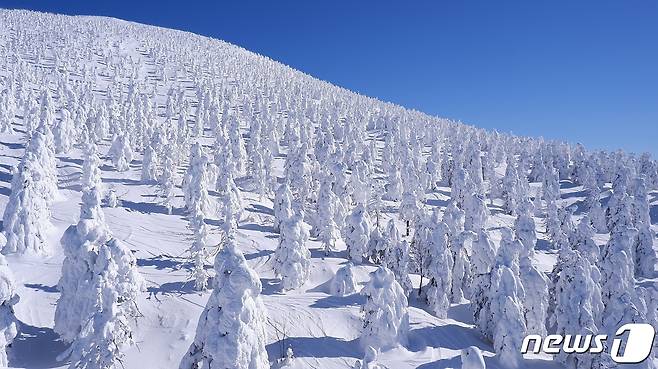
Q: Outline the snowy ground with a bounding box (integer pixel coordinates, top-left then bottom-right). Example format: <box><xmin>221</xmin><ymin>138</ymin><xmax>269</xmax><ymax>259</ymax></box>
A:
<box><xmin>0</xmin><ymin>9</ymin><xmax>656</xmax><ymax>369</ymax></box>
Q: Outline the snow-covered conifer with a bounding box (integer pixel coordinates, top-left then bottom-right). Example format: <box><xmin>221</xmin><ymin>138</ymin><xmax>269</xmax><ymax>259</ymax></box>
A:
<box><xmin>471</xmin><ymin>228</ymin><xmax>497</xmax><ymax>337</ymax></box>
<box><xmin>54</xmin><ymin>108</ymin><xmax>75</xmax><ymax>154</ymax></box>
<box><xmin>182</xmin><ymin>142</ymin><xmax>210</xmax><ymax>215</ymax></box>
<box><xmin>274</xmin><ymin>212</ymin><xmax>311</xmax><ymax>290</ymax></box>
<box><xmin>344</xmin><ymin>204</ymin><xmax>372</xmax><ymax>264</ymax></box>
<box><xmin>330</xmin><ymin>263</ymin><xmax>357</xmax><ymax>296</ymax></box>
<box><xmin>383</xmin><ymin>221</ymin><xmax>413</xmax><ymax>296</ymax></box>
<box><xmin>360</xmin><ymin>266</ymin><xmax>409</xmax><ymax>351</ymax></box>
<box><xmin>0</xmin><ymin>255</ymin><xmax>18</xmax><ymax>367</ymax></box>
<box><xmin>180</xmin><ymin>235</ymin><xmax>269</xmax><ymax>369</ymax></box>
<box><xmin>273</xmin><ymin>181</ymin><xmax>293</xmax><ymax>233</ymax></box>
<box><xmin>425</xmin><ymin>221</ymin><xmax>452</xmax><ymax>318</ymax></box>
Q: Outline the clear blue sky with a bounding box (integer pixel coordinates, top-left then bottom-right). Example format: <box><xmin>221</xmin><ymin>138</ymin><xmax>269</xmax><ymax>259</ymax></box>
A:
<box><xmin>2</xmin><ymin>0</ymin><xmax>657</xmax><ymax>155</ymax></box>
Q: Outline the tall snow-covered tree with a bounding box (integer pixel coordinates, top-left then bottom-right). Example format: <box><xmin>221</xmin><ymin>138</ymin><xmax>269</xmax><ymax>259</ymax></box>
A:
<box><xmin>56</xmin><ymin>187</ymin><xmax>144</xmax><ymax>369</ymax></box>
<box><xmin>179</xmin><ymin>235</ymin><xmax>269</xmax><ymax>369</ymax></box>
<box><xmin>360</xmin><ymin>266</ymin><xmax>409</xmax><ymax>351</ymax></box>
<box><xmin>0</xmin><ymin>254</ymin><xmax>18</xmax><ymax>367</ymax></box>
<box><xmin>274</xmin><ymin>212</ymin><xmax>311</xmax><ymax>290</ymax></box>
<box><xmin>2</xmin><ymin>129</ymin><xmax>57</xmax><ymax>255</ymax></box>
<box><xmin>344</xmin><ymin>204</ymin><xmax>372</xmax><ymax>264</ymax></box>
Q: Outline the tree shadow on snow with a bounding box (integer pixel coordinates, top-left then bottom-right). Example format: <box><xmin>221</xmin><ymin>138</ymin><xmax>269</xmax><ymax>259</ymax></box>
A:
<box><xmin>266</xmin><ymin>336</ymin><xmax>360</xmax><ymax>360</ymax></box>
<box><xmin>245</xmin><ymin>203</ymin><xmax>274</xmax><ymax>217</ymax></box>
<box><xmin>407</xmin><ymin>324</ymin><xmax>491</xmax><ymax>353</ymax></box>
<box><xmin>10</xmin><ymin>322</ymin><xmax>68</xmax><ymax>369</ymax></box>
<box><xmin>24</xmin><ymin>283</ymin><xmax>58</xmax><ymax>293</ymax></box>
<box><xmin>121</xmin><ymin>199</ymin><xmax>186</xmax><ymax>216</ymax></box>
<box><xmin>147</xmin><ymin>280</ymin><xmax>197</xmax><ymax>297</ymax></box>
<box><xmin>309</xmin><ymin>293</ymin><xmax>364</xmax><ymax>309</ymax></box>
<box><xmin>137</xmin><ymin>255</ymin><xmax>192</xmax><ymax>271</ymax></box>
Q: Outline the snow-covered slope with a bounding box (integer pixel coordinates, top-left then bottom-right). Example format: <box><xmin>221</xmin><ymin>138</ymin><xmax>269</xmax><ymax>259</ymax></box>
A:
<box><xmin>0</xmin><ymin>9</ymin><xmax>656</xmax><ymax>369</ymax></box>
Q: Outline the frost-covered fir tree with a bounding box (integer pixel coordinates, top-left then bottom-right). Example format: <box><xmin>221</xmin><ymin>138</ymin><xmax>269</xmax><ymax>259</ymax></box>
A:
<box><xmin>274</xmin><ymin>212</ymin><xmax>311</xmax><ymax>290</ymax></box>
<box><xmin>182</xmin><ymin>142</ymin><xmax>210</xmax><ymax>215</ymax></box>
<box><xmin>344</xmin><ymin>204</ymin><xmax>372</xmax><ymax>264</ymax></box>
<box><xmin>179</xmin><ymin>235</ymin><xmax>269</xmax><ymax>369</ymax></box>
<box><xmin>425</xmin><ymin>221</ymin><xmax>453</xmax><ymax>318</ymax></box>
<box><xmin>159</xmin><ymin>149</ymin><xmax>177</xmax><ymax>214</ymax></box>
<box><xmin>464</xmin><ymin>193</ymin><xmax>488</xmax><ymax>232</ymax></box>
<box><xmin>54</xmin><ymin>108</ymin><xmax>75</xmax><ymax>154</ymax></box>
<box><xmin>461</xmin><ymin>346</ymin><xmax>486</xmax><ymax>369</ymax></box>
<box><xmin>383</xmin><ymin>221</ymin><xmax>413</xmax><ymax>296</ymax></box>
<box><xmin>360</xmin><ymin>266</ymin><xmax>409</xmax><ymax>351</ymax></box>
<box><xmin>330</xmin><ymin>263</ymin><xmax>358</xmax><ymax>296</ymax></box>
<box><xmin>631</xmin><ymin>177</ymin><xmax>656</xmax><ymax>278</ymax></box>
<box><xmin>470</xmin><ymin>228</ymin><xmax>497</xmax><ymax>339</ymax></box>
<box><xmin>57</xmin><ymin>187</ymin><xmax>144</xmax><ymax>368</ymax></box>
<box><xmin>2</xmin><ymin>129</ymin><xmax>57</xmax><ymax>255</ymax></box>
<box><xmin>0</xmin><ymin>254</ymin><xmax>18</xmax><ymax>367</ymax></box>
<box><xmin>188</xmin><ymin>210</ymin><xmax>209</xmax><ymax>291</ymax></box>
<box><xmin>489</xmin><ymin>228</ymin><xmax>526</xmax><ymax>368</ymax></box>
<box><xmin>519</xmin><ymin>252</ymin><xmax>548</xmax><ymax>336</ymax></box>
<box><xmin>81</xmin><ymin>142</ymin><xmax>102</xmax><ymax>190</ymax></box>
<box><xmin>273</xmin><ymin>181</ymin><xmax>293</xmax><ymax>233</ymax></box>
<box><xmin>141</xmin><ymin>137</ymin><xmax>159</xmax><ymax>183</ymax></box>
<box><xmin>108</xmin><ymin>133</ymin><xmax>133</xmax><ymax>172</ymax></box>
<box><xmin>552</xmin><ymin>247</ymin><xmax>601</xmax><ymax>369</ymax></box>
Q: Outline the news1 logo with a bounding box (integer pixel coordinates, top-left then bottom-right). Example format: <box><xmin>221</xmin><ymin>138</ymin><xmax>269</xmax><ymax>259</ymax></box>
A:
<box><xmin>521</xmin><ymin>323</ymin><xmax>656</xmax><ymax>363</ymax></box>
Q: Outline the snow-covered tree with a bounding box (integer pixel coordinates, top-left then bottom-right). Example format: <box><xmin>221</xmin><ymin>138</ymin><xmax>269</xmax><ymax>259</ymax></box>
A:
<box><xmin>141</xmin><ymin>137</ymin><xmax>159</xmax><ymax>183</ymax></box>
<box><xmin>425</xmin><ymin>221</ymin><xmax>453</xmax><ymax>318</ymax></box>
<box><xmin>182</xmin><ymin>142</ymin><xmax>210</xmax><ymax>215</ymax></box>
<box><xmin>273</xmin><ymin>181</ymin><xmax>293</xmax><ymax>233</ymax></box>
<box><xmin>464</xmin><ymin>193</ymin><xmax>488</xmax><ymax>232</ymax></box>
<box><xmin>383</xmin><ymin>221</ymin><xmax>413</xmax><ymax>296</ymax></box>
<box><xmin>471</xmin><ymin>228</ymin><xmax>497</xmax><ymax>337</ymax></box>
<box><xmin>274</xmin><ymin>212</ymin><xmax>311</xmax><ymax>290</ymax></box>
<box><xmin>108</xmin><ymin>133</ymin><xmax>133</xmax><ymax>172</ymax></box>
<box><xmin>54</xmin><ymin>108</ymin><xmax>75</xmax><ymax>154</ymax></box>
<box><xmin>188</xmin><ymin>210</ymin><xmax>209</xmax><ymax>291</ymax></box>
<box><xmin>489</xmin><ymin>228</ymin><xmax>526</xmax><ymax>368</ymax></box>
<box><xmin>519</xmin><ymin>253</ymin><xmax>548</xmax><ymax>336</ymax></box>
<box><xmin>460</xmin><ymin>346</ymin><xmax>486</xmax><ymax>369</ymax></box>
<box><xmin>360</xmin><ymin>266</ymin><xmax>409</xmax><ymax>351</ymax></box>
<box><xmin>81</xmin><ymin>142</ymin><xmax>102</xmax><ymax>190</ymax></box>
<box><xmin>330</xmin><ymin>263</ymin><xmax>357</xmax><ymax>296</ymax></box>
<box><xmin>0</xmin><ymin>254</ymin><xmax>18</xmax><ymax>367</ymax></box>
<box><xmin>2</xmin><ymin>129</ymin><xmax>57</xmax><ymax>255</ymax></box>
<box><xmin>57</xmin><ymin>186</ymin><xmax>144</xmax><ymax>368</ymax></box>
<box><xmin>159</xmin><ymin>149</ymin><xmax>177</xmax><ymax>214</ymax></box>
<box><xmin>551</xmin><ymin>247</ymin><xmax>601</xmax><ymax>369</ymax></box>
<box><xmin>179</xmin><ymin>235</ymin><xmax>269</xmax><ymax>369</ymax></box>
<box><xmin>344</xmin><ymin>204</ymin><xmax>371</xmax><ymax>264</ymax></box>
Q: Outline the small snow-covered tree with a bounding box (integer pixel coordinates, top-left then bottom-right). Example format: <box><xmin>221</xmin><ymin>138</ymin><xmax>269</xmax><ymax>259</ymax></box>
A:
<box><xmin>360</xmin><ymin>266</ymin><xmax>409</xmax><ymax>351</ymax></box>
<box><xmin>344</xmin><ymin>204</ymin><xmax>372</xmax><ymax>264</ymax></box>
<box><xmin>552</xmin><ymin>247</ymin><xmax>601</xmax><ymax>369</ymax></box>
<box><xmin>54</xmin><ymin>108</ymin><xmax>75</xmax><ymax>154</ymax></box>
<box><xmin>470</xmin><ymin>228</ymin><xmax>497</xmax><ymax>337</ymax></box>
<box><xmin>464</xmin><ymin>193</ymin><xmax>488</xmax><ymax>232</ymax></box>
<box><xmin>330</xmin><ymin>263</ymin><xmax>357</xmax><ymax>296</ymax></box>
<box><xmin>159</xmin><ymin>150</ymin><xmax>177</xmax><ymax>214</ymax></box>
<box><xmin>182</xmin><ymin>142</ymin><xmax>210</xmax><ymax>215</ymax></box>
<box><xmin>2</xmin><ymin>129</ymin><xmax>56</xmax><ymax>255</ymax></box>
<box><xmin>179</xmin><ymin>235</ymin><xmax>269</xmax><ymax>369</ymax></box>
<box><xmin>0</xmin><ymin>254</ymin><xmax>18</xmax><ymax>367</ymax></box>
<box><xmin>450</xmin><ymin>230</ymin><xmax>475</xmax><ymax>303</ymax></box>
<box><xmin>274</xmin><ymin>212</ymin><xmax>311</xmax><ymax>290</ymax></box>
<box><xmin>141</xmin><ymin>137</ymin><xmax>159</xmax><ymax>183</ymax></box>
<box><xmin>460</xmin><ymin>346</ymin><xmax>486</xmax><ymax>369</ymax></box>
<box><xmin>188</xmin><ymin>210</ymin><xmax>209</xmax><ymax>291</ymax></box>
<box><xmin>489</xmin><ymin>228</ymin><xmax>526</xmax><ymax>368</ymax></box>
<box><xmin>425</xmin><ymin>221</ymin><xmax>453</xmax><ymax>318</ymax></box>
<box><xmin>383</xmin><ymin>222</ymin><xmax>413</xmax><ymax>296</ymax></box>
<box><xmin>273</xmin><ymin>181</ymin><xmax>293</xmax><ymax>233</ymax></box>
<box><xmin>519</xmin><ymin>253</ymin><xmax>548</xmax><ymax>336</ymax></box>
<box><xmin>108</xmin><ymin>133</ymin><xmax>133</xmax><ymax>172</ymax></box>
<box><xmin>81</xmin><ymin>142</ymin><xmax>102</xmax><ymax>190</ymax></box>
